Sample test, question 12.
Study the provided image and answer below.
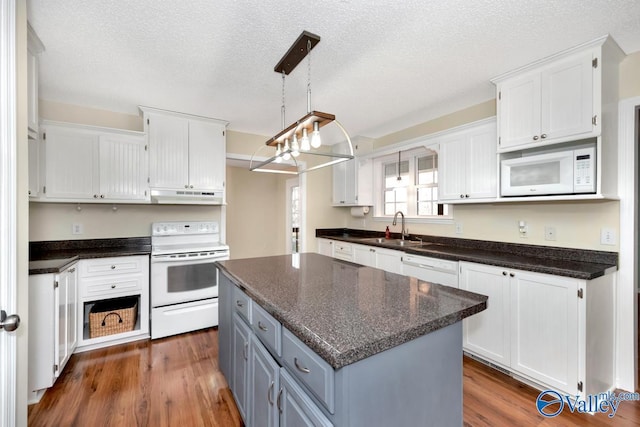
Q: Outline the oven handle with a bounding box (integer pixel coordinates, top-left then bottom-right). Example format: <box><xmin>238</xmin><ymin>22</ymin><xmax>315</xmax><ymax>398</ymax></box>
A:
<box><xmin>151</xmin><ymin>253</ymin><xmax>229</xmax><ymax>263</ymax></box>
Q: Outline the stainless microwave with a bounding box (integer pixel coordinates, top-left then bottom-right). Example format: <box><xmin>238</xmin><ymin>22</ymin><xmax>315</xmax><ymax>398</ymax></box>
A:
<box><xmin>501</xmin><ymin>144</ymin><xmax>596</xmax><ymax>197</ymax></box>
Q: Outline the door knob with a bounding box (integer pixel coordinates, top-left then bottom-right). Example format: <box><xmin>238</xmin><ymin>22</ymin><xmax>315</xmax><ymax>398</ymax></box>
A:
<box><xmin>0</xmin><ymin>310</ymin><xmax>20</xmax><ymax>332</ymax></box>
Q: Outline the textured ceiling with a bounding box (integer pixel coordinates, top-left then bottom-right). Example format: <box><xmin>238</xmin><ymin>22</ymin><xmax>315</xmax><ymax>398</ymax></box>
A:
<box><xmin>27</xmin><ymin>0</ymin><xmax>640</xmax><ymax>141</ymax></box>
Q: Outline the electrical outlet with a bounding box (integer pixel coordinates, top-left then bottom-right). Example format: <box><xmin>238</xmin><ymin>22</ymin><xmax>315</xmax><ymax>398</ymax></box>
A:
<box><xmin>544</xmin><ymin>226</ymin><xmax>556</xmax><ymax>241</ymax></box>
<box><xmin>72</xmin><ymin>223</ymin><xmax>84</xmax><ymax>235</ymax></box>
<box><xmin>455</xmin><ymin>222</ymin><xmax>463</xmax><ymax>234</ymax></box>
<box><xmin>600</xmin><ymin>228</ymin><xmax>616</xmax><ymax>245</ymax></box>
<box><xmin>518</xmin><ymin>220</ymin><xmax>528</xmax><ymax>238</ymax></box>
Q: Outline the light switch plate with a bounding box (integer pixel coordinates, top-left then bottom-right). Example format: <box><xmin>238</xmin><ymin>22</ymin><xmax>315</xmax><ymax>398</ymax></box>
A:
<box><xmin>72</xmin><ymin>223</ymin><xmax>83</xmax><ymax>235</ymax></box>
<box><xmin>544</xmin><ymin>226</ymin><xmax>556</xmax><ymax>241</ymax></box>
<box><xmin>600</xmin><ymin>228</ymin><xmax>616</xmax><ymax>245</ymax></box>
<box><xmin>455</xmin><ymin>222</ymin><xmax>463</xmax><ymax>234</ymax></box>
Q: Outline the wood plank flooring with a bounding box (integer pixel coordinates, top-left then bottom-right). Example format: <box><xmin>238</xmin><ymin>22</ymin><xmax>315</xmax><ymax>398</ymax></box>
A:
<box><xmin>28</xmin><ymin>328</ymin><xmax>640</xmax><ymax>426</ymax></box>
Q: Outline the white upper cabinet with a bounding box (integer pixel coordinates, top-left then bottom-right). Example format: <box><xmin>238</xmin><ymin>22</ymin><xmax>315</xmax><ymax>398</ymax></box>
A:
<box><xmin>188</xmin><ymin>119</ymin><xmax>226</xmax><ymax>190</ymax></box>
<box><xmin>141</xmin><ymin>107</ymin><xmax>227</xmax><ymax>192</ymax></box>
<box><xmin>439</xmin><ymin>118</ymin><xmax>497</xmax><ymax>202</ymax></box>
<box><xmin>98</xmin><ymin>133</ymin><xmax>149</xmax><ymax>200</ymax></box>
<box><xmin>332</xmin><ymin>137</ymin><xmax>374</xmax><ymax>206</ymax></box>
<box><xmin>40</xmin><ymin>121</ymin><xmax>148</xmax><ymax>202</ymax></box>
<box><xmin>27</xmin><ymin>23</ymin><xmax>44</xmax><ymax>139</ymax></box>
<box><xmin>492</xmin><ymin>35</ymin><xmax>623</xmax><ymax>153</ymax></box>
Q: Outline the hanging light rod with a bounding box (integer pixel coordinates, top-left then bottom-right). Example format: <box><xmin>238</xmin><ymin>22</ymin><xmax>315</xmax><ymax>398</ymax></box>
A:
<box><xmin>274</xmin><ymin>31</ymin><xmax>321</xmax><ymax>75</ymax></box>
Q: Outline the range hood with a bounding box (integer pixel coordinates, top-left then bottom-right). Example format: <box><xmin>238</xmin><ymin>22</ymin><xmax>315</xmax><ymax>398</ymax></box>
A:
<box><xmin>150</xmin><ymin>189</ymin><xmax>224</xmax><ymax>205</ymax></box>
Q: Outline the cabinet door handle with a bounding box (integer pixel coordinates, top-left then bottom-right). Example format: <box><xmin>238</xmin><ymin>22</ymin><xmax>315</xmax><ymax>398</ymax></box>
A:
<box><xmin>541</xmin><ymin>133</ymin><xmax>547</xmax><ymax>139</ymax></box>
<box><xmin>502</xmin><ymin>271</ymin><xmax>507</xmax><ymax>276</ymax></box>
<box><xmin>459</xmin><ymin>194</ymin><xmax>464</xmax><ymax>199</ymax></box>
<box><xmin>465</xmin><ymin>194</ymin><xmax>469</xmax><ymax>198</ymax></box>
<box><xmin>236</xmin><ymin>300</ymin><xmax>244</xmax><ymax>307</ymax></box>
<box><xmin>277</xmin><ymin>388</ymin><xmax>283</xmax><ymax>413</ymax></box>
<box><xmin>294</xmin><ymin>357</ymin><xmax>311</xmax><ymax>374</ymax></box>
<box><xmin>69</xmin><ymin>268</ymin><xmax>76</xmax><ymax>273</ymax></box>
<box><xmin>510</xmin><ymin>273</ymin><xmax>515</xmax><ymax>278</ymax></box>
<box><xmin>100</xmin><ymin>194</ymin><xmax>105</xmax><ymax>199</ymax></box>
<box><xmin>111</xmin><ymin>284</ymin><xmax>116</xmax><ymax>289</ymax></box>
<box><xmin>93</xmin><ymin>194</ymin><xmax>98</xmax><ymax>198</ymax></box>
<box><xmin>258</xmin><ymin>321</ymin><xmax>268</xmax><ymax>332</ymax></box>
<box><xmin>533</xmin><ymin>135</ymin><xmax>539</xmax><ymax>141</ymax></box>
<box><xmin>243</xmin><ymin>342</ymin><xmax>248</xmax><ymax>360</ymax></box>
<box><xmin>369</xmin><ymin>248</ymin><xmax>375</xmax><ymax>252</ymax></box>
<box><xmin>267</xmin><ymin>381</ymin><xmax>274</xmax><ymax>405</ymax></box>
<box><xmin>111</xmin><ymin>265</ymin><xmax>116</xmax><ymax>269</ymax></box>
<box><xmin>190</xmin><ymin>185</ymin><xmax>194</xmax><ymax>189</ymax></box>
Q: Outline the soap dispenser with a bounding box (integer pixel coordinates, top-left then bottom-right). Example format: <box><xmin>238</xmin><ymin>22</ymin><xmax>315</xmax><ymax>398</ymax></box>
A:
<box><xmin>385</xmin><ymin>226</ymin><xmax>390</xmax><ymax>239</ymax></box>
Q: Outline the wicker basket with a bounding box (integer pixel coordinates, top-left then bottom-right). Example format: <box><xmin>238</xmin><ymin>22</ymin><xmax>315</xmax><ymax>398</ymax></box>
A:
<box><xmin>89</xmin><ymin>296</ymin><xmax>138</xmax><ymax>338</ymax></box>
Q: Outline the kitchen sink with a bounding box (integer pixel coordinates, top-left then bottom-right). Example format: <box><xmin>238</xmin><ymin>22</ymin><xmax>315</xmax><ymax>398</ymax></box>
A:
<box><xmin>358</xmin><ymin>237</ymin><xmax>423</xmax><ymax>247</ymax></box>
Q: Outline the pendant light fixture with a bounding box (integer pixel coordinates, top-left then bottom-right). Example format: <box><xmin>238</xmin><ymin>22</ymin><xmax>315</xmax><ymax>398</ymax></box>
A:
<box><xmin>250</xmin><ymin>31</ymin><xmax>354</xmax><ymax>174</ymax></box>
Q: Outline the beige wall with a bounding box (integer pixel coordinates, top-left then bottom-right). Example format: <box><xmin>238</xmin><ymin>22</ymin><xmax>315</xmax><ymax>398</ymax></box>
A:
<box><xmin>29</xmin><ymin>203</ymin><xmax>221</xmax><ymax>241</ymax></box>
<box><xmin>39</xmin><ymin>99</ymin><xmax>143</xmax><ymax>131</ymax></box>
<box><xmin>225</xmin><ymin>166</ymin><xmax>287</xmax><ymax>259</ymax></box>
<box><xmin>620</xmin><ymin>51</ymin><xmax>640</xmax><ymax>99</ymax></box>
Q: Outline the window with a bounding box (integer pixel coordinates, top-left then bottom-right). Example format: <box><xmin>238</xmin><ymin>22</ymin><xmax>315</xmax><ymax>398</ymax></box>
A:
<box><xmin>374</xmin><ymin>147</ymin><xmax>450</xmax><ymax>220</ymax></box>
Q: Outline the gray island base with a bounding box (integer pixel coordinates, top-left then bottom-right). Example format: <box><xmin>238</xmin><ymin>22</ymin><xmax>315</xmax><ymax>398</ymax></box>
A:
<box><xmin>216</xmin><ymin>253</ymin><xmax>487</xmax><ymax>426</ymax></box>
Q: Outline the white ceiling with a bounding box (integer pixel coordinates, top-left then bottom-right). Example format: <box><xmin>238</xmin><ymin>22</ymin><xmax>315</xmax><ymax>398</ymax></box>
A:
<box><xmin>27</xmin><ymin>0</ymin><xmax>640</xmax><ymax>141</ymax></box>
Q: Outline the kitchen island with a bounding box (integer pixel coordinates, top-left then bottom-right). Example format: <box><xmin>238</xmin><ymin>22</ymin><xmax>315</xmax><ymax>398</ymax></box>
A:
<box><xmin>216</xmin><ymin>253</ymin><xmax>487</xmax><ymax>426</ymax></box>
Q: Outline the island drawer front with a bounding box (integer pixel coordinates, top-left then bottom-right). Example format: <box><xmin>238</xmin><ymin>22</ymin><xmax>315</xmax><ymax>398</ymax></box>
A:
<box><xmin>251</xmin><ymin>303</ymin><xmax>281</xmax><ymax>356</ymax></box>
<box><xmin>80</xmin><ymin>256</ymin><xmax>147</xmax><ymax>278</ymax></box>
<box><xmin>282</xmin><ymin>328</ymin><xmax>335</xmax><ymax>414</ymax></box>
<box><xmin>233</xmin><ymin>286</ymin><xmax>252</xmax><ymax>324</ymax></box>
<box><xmin>81</xmin><ymin>276</ymin><xmax>143</xmax><ymax>298</ymax></box>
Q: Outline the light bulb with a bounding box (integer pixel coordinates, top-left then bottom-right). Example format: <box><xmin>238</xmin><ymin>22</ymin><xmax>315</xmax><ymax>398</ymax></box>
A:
<box><xmin>300</xmin><ymin>128</ymin><xmax>310</xmax><ymax>151</ymax></box>
<box><xmin>283</xmin><ymin>139</ymin><xmax>291</xmax><ymax>161</ymax></box>
<box><xmin>310</xmin><ymin>121</ymin><xmax>321</xmax><ymax>148</ymax></box>
<box><xmin>275</xmin><ymin>143</ymin><xmax>282</xmax><ymax>163</ymax></box>
<box><xmin>291</xmin><ymin>134</ymin><xmax>300</xmax><ymax>157</ymax></box>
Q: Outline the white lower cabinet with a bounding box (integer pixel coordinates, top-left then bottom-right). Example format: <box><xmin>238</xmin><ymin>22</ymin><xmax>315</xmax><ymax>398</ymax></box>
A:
<box><xmin>459</xmin><ymin>262</ymin><xmax>511</xmax><ymax>367</ymax></box>
<box><xmin>77</xmin><ymin>255</ymin><xmax>150</xmax><ymax>351</ymax></box>
<box><xmin>352</xmin><ymin>244</ymin><xmax>375</xmax><ymax>267</ymax></box>
<box><xmin>316</xmin><ymin>238</ymin><xmax>334</xmax><ymax>257</ymax></box>
<box><xmin>460</xmin><ymin>261</ymin><xmax>614</xmax><ymax>396</ymax></box>
<box><xmin>28</xmin><ymin>263</ymin><xmax>78</xmax><ymax>403</ymax></box>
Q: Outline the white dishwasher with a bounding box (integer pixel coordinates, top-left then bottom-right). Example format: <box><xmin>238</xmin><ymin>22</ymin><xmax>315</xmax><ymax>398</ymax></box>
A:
<box><xmin>401</xmin><ymin>254</ymin><xmax>459</xmax><ymax>287</ymax></box>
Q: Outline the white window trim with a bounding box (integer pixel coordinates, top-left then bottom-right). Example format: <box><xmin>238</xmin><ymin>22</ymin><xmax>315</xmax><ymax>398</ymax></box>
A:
<box><xmin>370</xmin><ymin>142</ymin><xmax>453</xmax><ymax>223</ymax></box>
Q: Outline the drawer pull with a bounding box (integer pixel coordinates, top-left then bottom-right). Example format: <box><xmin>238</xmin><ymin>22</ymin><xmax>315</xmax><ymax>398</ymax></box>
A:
<box><xmin>111</xmin><ymin>284</ymin><xmax>116</xmax><ymax>289</ymax></box>
<box><xmin>267</xmin><ymin>381</ymin><xmax>274</xmax><ymax>405</ymax></box>
<box><xmin>294</xmin><ymin>357</ymin><xmax>310</xmax><ymax>374</ymax></box>
<box><xmin>258</xmin><ymin>321</ymin><xmax>268</xmax><ymax>332</ymax></box>
<box><xmin>236</xmin><ymin>300</ymin><xmax>244</xmax><ymax>307</ymax></box>
<box><xmin>277</xmin><ymin>388</ymin><xmax>283</xmax><ymax>413</ymax></box>
<box><xmin>110</xmin><ymin>265</ymin><xmax>116</xmax><ymax>270</ymax></box>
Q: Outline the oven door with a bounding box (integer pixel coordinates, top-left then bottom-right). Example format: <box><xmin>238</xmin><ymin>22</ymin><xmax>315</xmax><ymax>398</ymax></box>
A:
<box><xmin>151</xmin><ymin>252</ymin><xmax>228</xmax><ymax>307</ymax></box>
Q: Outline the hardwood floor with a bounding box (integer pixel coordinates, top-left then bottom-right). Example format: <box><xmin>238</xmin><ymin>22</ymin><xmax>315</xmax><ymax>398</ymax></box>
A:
<box><xmin>29</xmin><ymin>328</ymin><xmax>640</xmax><ymax>426</ymax></box>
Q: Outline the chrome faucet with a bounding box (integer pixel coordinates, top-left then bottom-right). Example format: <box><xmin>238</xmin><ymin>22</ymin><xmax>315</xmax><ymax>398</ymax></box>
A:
<box><xmin>392</xmin><ymin>211</ymin><xmax>408</xmax><ymax>240</ymax></box>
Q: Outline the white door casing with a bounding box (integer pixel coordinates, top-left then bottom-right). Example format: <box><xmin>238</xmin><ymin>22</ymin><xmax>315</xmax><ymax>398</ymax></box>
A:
<box><xmin>0</xmin><ymin>1</ymin><xmax>19</xmax><ymax>425</ymax></box>
<box><xmin>617</xmin><ymin>97</ymin><xmax>640</xmax><ymax>392</ymax></box>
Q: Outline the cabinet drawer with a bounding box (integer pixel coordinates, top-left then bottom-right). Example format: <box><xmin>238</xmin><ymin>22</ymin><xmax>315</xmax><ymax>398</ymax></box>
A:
<box><xmin>81</xmin><ymin>276</ymin><xmax>143</xmax><ymax>298</ymax></box>
<box><xmin>333</xmin><ymin>242</ymin><xmax>353</xmax><ymax>261</ymax></box>
<box><xmin>80</xmin><ymin>256</ymin><xmax>147</xmax><ymax>278</ymax></box>
<box><xmin>251</xmin><ymin>303</ymin><xmax>281</xmax><ymax>357</ymax></box>
<box><xmin>282</xmin><ymin>328</ymin><xmax>335</xmax><ymax>414</ymax></box>
<box><xmin>233</xmin><ymin>286</ymin><xmax>252</xmax><ymax>324</ymax></box>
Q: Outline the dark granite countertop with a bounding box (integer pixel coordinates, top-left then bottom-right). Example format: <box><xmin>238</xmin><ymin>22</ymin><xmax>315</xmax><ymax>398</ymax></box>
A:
<box><xmin>216</xmin><ymin>253</ymin><xmax>487</xmax><ymax>369</ymax></box>
<box><xmin>317</xmin><ymin>228</ymin><xmax>618</xmax><ymax>280</ymax></box>
<box><xmin>29</xmin><ymin>237</ymin><xmax>151</xmax><ymax>274</ymax></box>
